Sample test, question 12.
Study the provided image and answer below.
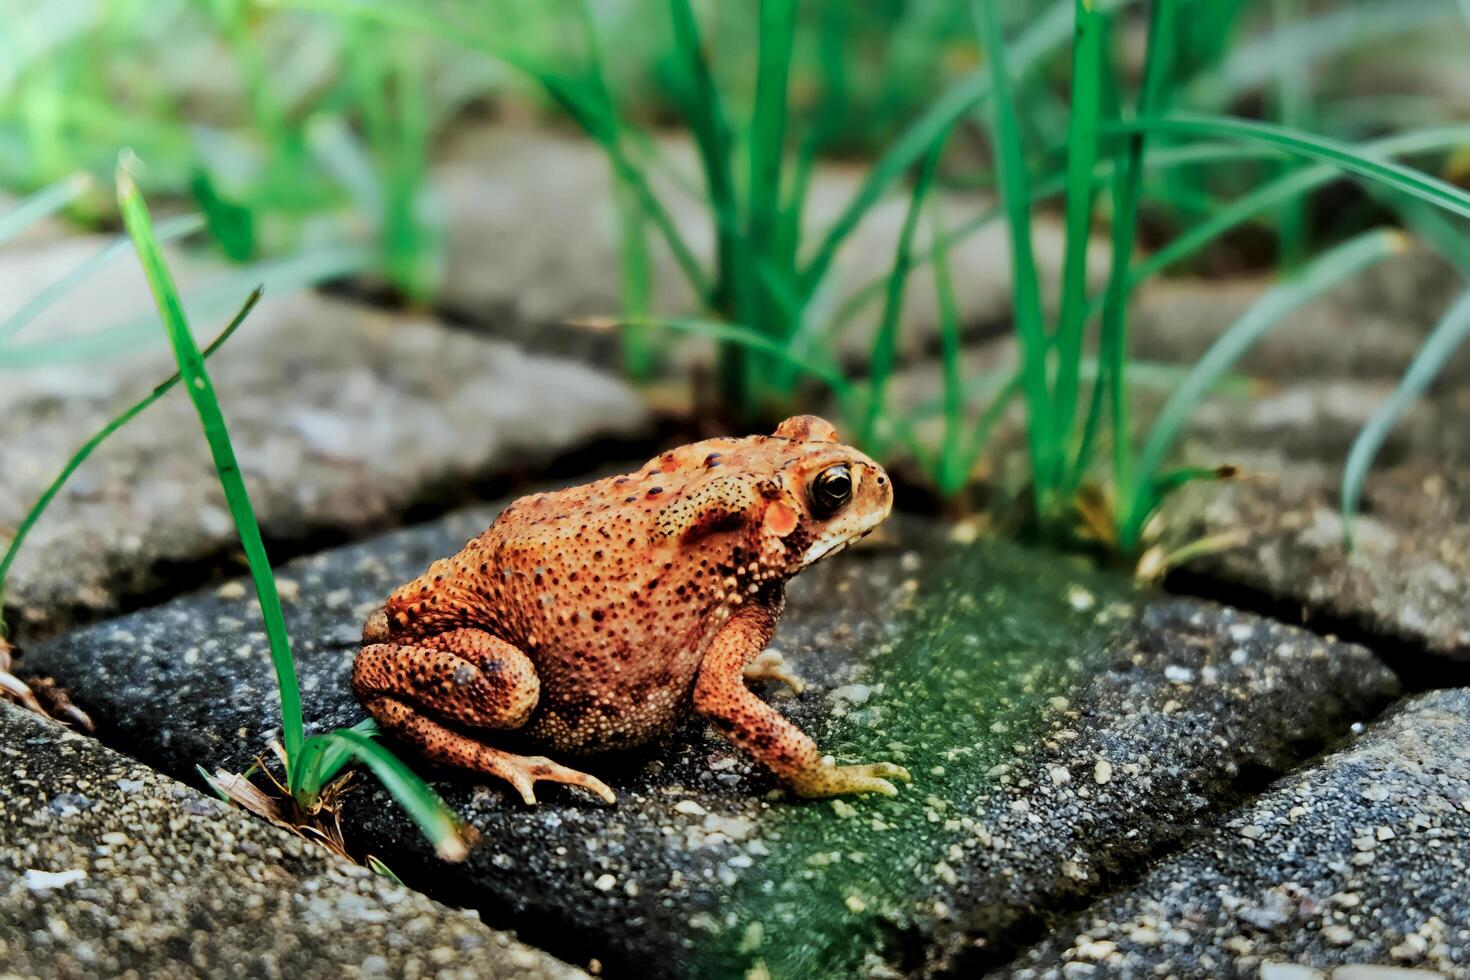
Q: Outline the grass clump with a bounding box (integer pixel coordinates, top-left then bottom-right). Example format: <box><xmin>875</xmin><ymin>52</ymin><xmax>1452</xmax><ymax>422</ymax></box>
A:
<box><xmin>115</xmin><ymin>155</ymin><xmax>471</xmax><ymax>861</ymax></box>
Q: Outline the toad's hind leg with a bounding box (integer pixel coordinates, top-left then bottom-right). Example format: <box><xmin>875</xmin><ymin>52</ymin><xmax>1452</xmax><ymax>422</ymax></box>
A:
<box><xmin>366</xmin><ymin>698</ymin><xmax>615</xmax><ymax>805</ymax></box>
<box><xmin>353</xmin><ymin>629</ymin><xmax>615</xmax><ymax>805</ymax></box>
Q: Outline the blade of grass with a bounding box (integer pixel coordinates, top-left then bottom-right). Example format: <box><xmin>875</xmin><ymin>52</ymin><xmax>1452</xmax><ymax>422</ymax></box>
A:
<box><xmin>1052</xmin><ymin>0</ymin><xmax>1106</xmax><ymax>448</ymax></box>
<box><xmin>1270</xmin><ymin>0</ymin><xmax>1309</xmax><ymax>269</ymax></box>
<box><xmin>314</xmin><ymin>727</ymin><xmax>472</xmax><ymax>862</ymax></box>
<box><xmin>614</xmin><ymin>177</ymin><xmax>655</xmax><ymax>381</ymax></box>
<box><xmin>1109</xmin><ymin>114</ymin><xmax>1470</xmax><ymax>220</ymax></box>
<box><xmin>0</xmin><ymin>288</ymin><xmax>261</xmax><ymax>617</ymax></box>
<box><xmin>1071</xmin><ymin>126</ymin><xmax>1470</xmax><ymax>333</ymax></box>
<box><xmin>1078</xmin><ymin>0</ymin><xmax>1179</xmax><ymax>513</ymax></box>
<box><xmin>0</xmin><ymin>172</ymin><xmax>91</xmax><ymax>242</ymax></box>
<box><xmin>862</xmin><ymin>133</ymin><xmax>946</xmax><ymax>451</ymax></box>
<box><xmin>826</xmin><ymin>141</ymin><xmax>1294</xmax><ymax>340</ymax></box>
<box><xmin>272</xmin><ymin>0</ymin><xmax>711</xmax><ymax>303</ymax></box>
<box><xmin>667</xmin><ymin>0</ymin><xmax>747</xmax><ymax>407</ymax></box>
<box><xmin>0</xmin><ymin>214</ymin><xmax>205</xmax><ymax>344</ymax></box>
<box><xmin>1122</xmin><ymin>228</ymin><xmax>1407</xmax><ymax>550</ymax></box>
<box><xmin>311</xmin><ymin>718</ymin><xmax>380</xmax><ymax>788</ymax></box>
<box><xmin>800</xmin><ymin>0</ymin><xmax>1132</xmax><ymax>299</ymax></box>
<box><xmin>929</xmin><ymin>200</ymin><xmax>966</xmax><ymax>496</ymax></box>
<box><xmin>116</xmin><ymin>155</ymin><xmax>304</xmax><ymax>773</ymax></box>
<box><xmin>1193</xmin><ymin>0</ymin><xmax>1458</xmax><ymax>107</ymax></box>
<box><xmin>0</xmin><ymin>244</ymin><xmax>372</xmax><ymax>368</ymax></box>
<box><xmin>974</xmin><ymin>0</ymin><xmax>1056</xmax><ymax>512</ymax></box>
<box><xmin>747</xmin><ymin>0</ymin><xmax>798</xmax><ymax>310</ymax></box>
<box><xmin>743</xmin><ymin>0</ymin><xmax>799</xmax><ymax>404</ymax></box>
<box><xmin>1342</xmin><ymin>287</ymin><xmax>1470</xmax><ymax>547</ymax></box>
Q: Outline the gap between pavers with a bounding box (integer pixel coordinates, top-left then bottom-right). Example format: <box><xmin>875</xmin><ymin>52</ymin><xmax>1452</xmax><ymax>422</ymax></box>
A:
<box><xmin>0</xmin><ymin>701</ymin><xmax>586</xmax><ymax>979</ymax></box>
<box><xmin>19</xmin><ymin>497</ymin><xmax>1401</xmax><ymax>978</ymax></box>
<box><xmin>1</xmin><ymin>232</ymin><xmax>653</xmax><ymax>640</ymax></box>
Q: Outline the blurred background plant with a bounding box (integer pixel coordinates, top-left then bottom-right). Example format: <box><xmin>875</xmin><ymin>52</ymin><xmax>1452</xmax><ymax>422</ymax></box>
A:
<box><xmin>3</xmin><ymin>0</ymin><xmax>1469</xmax><ymax>558</ymax></box>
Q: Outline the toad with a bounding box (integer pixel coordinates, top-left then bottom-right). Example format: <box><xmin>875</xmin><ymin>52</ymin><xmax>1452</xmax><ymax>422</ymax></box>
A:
<box><xmin>354</xmin><ymin>415</ymin><xmax>909</xmax><ymax>804</ymax></box>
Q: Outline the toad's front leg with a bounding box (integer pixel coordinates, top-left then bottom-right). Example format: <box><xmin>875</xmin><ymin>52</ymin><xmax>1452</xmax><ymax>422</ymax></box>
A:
<box><xmin>693</xmin><ymin>594</ymin><xmax>910</xmax><ymax>798</ymax></box>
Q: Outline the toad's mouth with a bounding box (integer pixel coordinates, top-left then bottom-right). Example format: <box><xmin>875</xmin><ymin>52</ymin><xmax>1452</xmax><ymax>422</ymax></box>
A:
<box><xmin>800</xmin><ymin>522</ymin><xmax>880</xmax><ymax>566</ymax></box>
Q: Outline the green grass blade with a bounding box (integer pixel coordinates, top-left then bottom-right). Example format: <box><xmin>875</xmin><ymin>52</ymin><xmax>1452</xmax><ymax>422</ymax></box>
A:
<box><xmin>667</xmin><ymin>0</ymin><xmax>747</xmax><ymax>405</ymax></box>
<box><xmin>744</xmin><ymin>0</ymin><xmax>798</xmax><ymax>382</ymax></box>
<box><xmin>800</xmin><ymin>0</ymin><xmax>1126</xmax><ymax>298</ymax></box>
<box><xmin>1124</xmin><ymin>228</ymin><xmax>1406</xmax><ymax>549</ymax></box>
<box><xmin>1052</xmin><ymin>0</ymin><xmax>1106</xmax><ymax>447</ymax></box>
<box><xmin>1194</xmin><ymin>0</ymin><xmax>1458</xmax><ymax>107</ymax></box>
<box><xmin>928</xmin><ymin>201</ymin><xmax>966</xmax><ymax>496</ymax></box>
<box><xmin>975</xmin><ymin>0</ymin><xmax>1056</xmax><ymax>510</ymax></box>
<box><xmin>1110</xmin><ymin>114</ymin><xmax>1470</xmax><ymax>220</ymax></box>
<box><xmin>1342</xmin><ymin>287</ymin><xmax>1470</xmax><ymax>547</ymax></box>
<box><xmin>321</xmin><ymin>727</ymin><xmax>472</xmax><ymax>862</ymax></box>
<box><xmin>313</xmin><ymin>718</ymin><xmax>380</xmax><ymax>787</ymax></box>
<box><xmin>747</xmin><ymin>0</ymin><xmax>797</xmax><ymax>287</ymax></box>
<box><xmin>1077</xmin><ymin>125</ymin><xmax>1470</xmax><ymax>329</ymax></box>
<box><xmin>862</xmin><ymin>135</ymin><xmax>946</xmax><ymax>451</ymax></box>
<box><xmin>0</xmin><ymin>288</ymin><xmax>260</xmax><ymax>619</ymax></box>
<box><xmin>0</xmin><ymin>214</ymin><xmax>205</xmax><ymax>344</ymax></box>
<box><xmin>116</xmin><ymin>156</ymin><xmax>304</xmax><ymax>773</ymax></box>
<box><xmin>272</xmin><ymin>0</ymin><xmax>710</xmax><ymax>303</ymax></box>
<box><xmin>0</xmin><ymin>245</ymin><xmax>372</xmax><ymax>369</ymax></box>
<box><xmin>1074</xmin><ymin>0</ymin><xmax>1177</xmax><ymax>513</ymax></box>
<box><xmin>1270</xmin><ymin>0</ymin><xmax>1310</xmax><ymax>269</ymax></box>
<box><xmin>614</xmin><ymin>177</ymin><xmax>655</xmax><ymax>381</ymax></box>
<box><xmin>0</xmin><ymin>173</ymin><xmax>91</xmax><ymax>243</ymax></box>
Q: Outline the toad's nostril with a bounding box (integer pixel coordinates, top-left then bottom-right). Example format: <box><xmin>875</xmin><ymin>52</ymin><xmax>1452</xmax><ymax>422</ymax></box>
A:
<box><xmin>876</xmin><ymin>475</ymin><xmax>887</xmax><ymax>486</ymax></box>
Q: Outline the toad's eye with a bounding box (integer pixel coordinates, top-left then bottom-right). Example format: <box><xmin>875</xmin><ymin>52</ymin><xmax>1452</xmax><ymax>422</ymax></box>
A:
<box><xmin>809</xmin><ymin>464</ymin><xmax>853</xmax><ymax>517</ymax></box>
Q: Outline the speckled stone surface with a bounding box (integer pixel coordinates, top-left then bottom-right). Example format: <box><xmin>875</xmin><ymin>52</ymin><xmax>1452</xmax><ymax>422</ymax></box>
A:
<box><xmin>0</xmin><ymin>702</ymin><xmax>584</xmax><ymax>980</ymax></box>
<box><xmin>999</xmin><ymin>688</ymin><xmax>1470</xmax><ymax>979</ymax></box>
<box><xmin>1149</xmin><ymin>334</ymin><xmax>1470</xmax><ymax>664</ymax></box>
<box><xmin>19</xmin><ymin>504</ymin><xmax>1400</xmax><ymax>977</ymax></box>
<box><xmin>0</xmin><ymin>239</ymin><xmax>649</xmax><ymax>638</ymax></box>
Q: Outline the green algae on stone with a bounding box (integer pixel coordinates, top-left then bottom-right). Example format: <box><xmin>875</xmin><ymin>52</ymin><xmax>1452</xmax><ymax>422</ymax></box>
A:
<box><xmin>692</xmin><ymin>535</ymin><xmax>1139</xmax><ymax>978</ymax></box>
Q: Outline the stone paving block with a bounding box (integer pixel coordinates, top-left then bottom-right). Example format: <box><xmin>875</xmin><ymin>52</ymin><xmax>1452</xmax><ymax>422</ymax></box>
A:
<box><xmin>1160</xmin><ymin>384</ymin><xmax>1470</xmax><ymax>666</ymax></box>
<box><xmin>1128</xmin><ymin>252</ymin><xmax>1469</xmax><ymax>387</ymax></box>
<box><xmin>21</xmin><ymin>502</ymin><xmax>1400</xmax><ymax>977</ymax></box>
<box><xmin>1</xmin><ymin>237</ymin><xmax>650</xmax><ymax>636</ymax></box>
<box><xmin>999</xmin><ymin>688</ymin><xmax>1470</xmax><ymax>978</ymax></box>
<box><xmin>0</xmin><ymin>701</ymin><xmax>584</xmax><ymax>980</ymax></box>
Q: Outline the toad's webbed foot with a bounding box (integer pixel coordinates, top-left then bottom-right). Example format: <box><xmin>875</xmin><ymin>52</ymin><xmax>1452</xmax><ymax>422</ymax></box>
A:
<box><xmin>789</xmin><ymin>760</ymin><xmax>911</xmax><ymax>798</ymax></box>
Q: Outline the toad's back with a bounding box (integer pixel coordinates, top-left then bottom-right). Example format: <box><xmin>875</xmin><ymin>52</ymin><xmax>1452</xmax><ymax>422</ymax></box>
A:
<box><xmin>380</xmin><ymin>438</ymin><xmax>756</xmax><ymax>751</ymax></box>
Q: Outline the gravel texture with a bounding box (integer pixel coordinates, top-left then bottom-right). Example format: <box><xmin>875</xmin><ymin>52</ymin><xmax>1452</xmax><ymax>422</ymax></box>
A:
<box><xmin>0</xmin><ymin>701</ymin><xmax>584</xmax><ymax>979</ymax></box>
<box><xmin>19</xmin><ymin>501</ymin><xmax>1399</xmax><ymax>977</ymax></box>
<box><xmin>999</xmin><ymin>688</ymin><xmax>1470</xmax><ymax>979</ymax></box>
